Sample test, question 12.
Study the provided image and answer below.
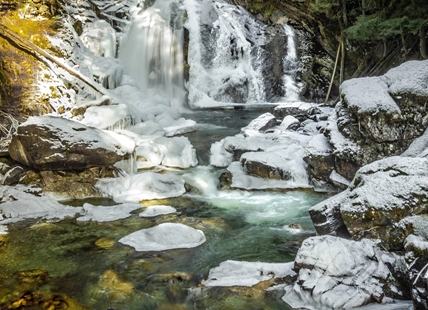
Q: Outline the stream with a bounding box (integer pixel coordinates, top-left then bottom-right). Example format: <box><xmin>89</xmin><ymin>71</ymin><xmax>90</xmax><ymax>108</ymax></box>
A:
<box><xmin>0</xmin><ymin>107</ymin><xmax>330</xmax><ymax>309</ymax></box>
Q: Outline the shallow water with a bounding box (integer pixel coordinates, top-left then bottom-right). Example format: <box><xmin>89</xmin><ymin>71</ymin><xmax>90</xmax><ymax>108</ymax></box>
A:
<box><xmin>0</xmin><ymin>108</ymin><xmax>330</xmax><ymax>309</ymax></box>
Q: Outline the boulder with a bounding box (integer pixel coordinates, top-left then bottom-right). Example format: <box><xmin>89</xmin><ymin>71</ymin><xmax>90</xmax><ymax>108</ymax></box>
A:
<box><xmin>283</xmin><ymin>236</ymin><xmax>407</xmax><ymax>310</ymax></box>
<box><xmin>279</xmin><ymin>115</ymin><xmax>300</xmax><ymax>131</ymax></box>
<box><xmin>312</xmin><ymin>156</ymin><xmax>428</xmax><ymax>248</ymax></box>
<box><xmin>273</xmin><ymin>102</ymin><xmax>320</xmax><ymax>121</ymax></box>
<box><xmin>391</xmin><ymin>216</ymin><xmax>428</xmax><ymax>309</ymax></box>
<box><xmin>241</xmin><ymin>112</ymin><xmax>278</xmax><ymax>133</ymax></box>
<box><xmin>9</xmin><ymin>116</ymin><xmax>130</xmax><ymax>171</ymax></box>
<box><xmin>303</xmin><ymin>134</ymin><xmax>335</xmax><ymax>190</ymax></box>
<box><xmin>330</xmin><ymin>60</ymin><xmax>428</xmax><ymax>180</ymax></box>
<box><xmin>240</xmin><ymin>145</ymin><xmax>306</xmax><ymax>182</ymax></box>
<box><xmin>308</xmin><ymin>190</ymin><xmax>348</xmax><ymax>236</ymax></box>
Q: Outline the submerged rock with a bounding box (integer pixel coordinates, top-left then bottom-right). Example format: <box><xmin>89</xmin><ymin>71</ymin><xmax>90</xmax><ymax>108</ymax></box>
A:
<box><xmin>9</xmin><ymin>116</ymin><xmax>131</xmax><ymax>171</ymax></box>
<box><xmin>283</xmin><ymin>235</ymin><xmax>406</xmax><ymax>309</ymax></box>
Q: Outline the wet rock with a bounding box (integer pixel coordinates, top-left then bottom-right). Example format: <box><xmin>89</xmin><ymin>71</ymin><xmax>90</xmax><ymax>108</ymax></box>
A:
<box><xmin>283</xmin><ymin>235</ymin><xmax>406</xmax><ymax>309</ymax></box>
<box><xmin>2</xmin><ymin>166</ymin><xmax>26</xmax><ymax>185</ymax></box>
<box><xmin>97</xmin><ymin>270</ymin><xmax>134</xmax><ymax>301</ymax></box>
<box><xmin>263</xmin><ymin>25</ymin><xmax>288</xmax><ymax>101</ymax></box>
<box><xmin>218</xmin><ymin>171</ymin><xmax>232</xmax><ymax>190</ymax></box>
<box><xmin>14</xmin><ymin>269</ymin><xmax>50</xmax><ymax>288</ymax></box>
<box><xmin>404</xmin><ymin>233</ymin><xmax>428</xmax><ymax>310</ymax></box>
<box><xmin>3</xmin><ymin>291</ymin><xmax>87</xmax><ymax>310</ymax></box>
<box><xmin>309</xmin><ymin>190</ymin><xmax>348</xmax><ymax>236</ymax></box>
<box><xmin>241</xmin><ymin>152</ymin><xmax>292</xmax><ymax>180</ymax></box>
<box><xmin>9</xmin><ymin>116</ymin><xmax>130</xmax><ymax>171</ymax></box>
<box><xmin>303</xmin><ymin>134</ymin><xmax>334</xmax><ymax>190</ymax></box>
<box><xmin>94</xmin><ymin>237</ymin><xmax>115</xmax><ymax>249</ymax></box>
<box><xmin>273</xmin><ymin>102</ymin><xmax>320</xmax><ymax>122</ymax></box>
<box><xmin>26</xmin><ymin>167</ymin><xmax>114</xmax><ymax>199</ymax></box>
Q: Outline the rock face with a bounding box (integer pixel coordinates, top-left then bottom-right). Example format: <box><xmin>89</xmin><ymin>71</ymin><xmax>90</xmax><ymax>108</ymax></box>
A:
<box><xmin>310</xmin><ymin>156</ymin><xmax>428</xmax><ymax>248</ymax></box>
<box><xmin>341</xmin><ymin>157</ymin><xmax>428</xmax><ymax>248</ymax></box>
<box><xmin>283</xmin><ymin>235</ymin><xmax>407</xmax><ymax>310</ymax></box>
<box><xmin>331</xmin><ymin>60</ymin><xmax>428</xmax><ymax>180</ymax></box>
<box><xmin>9</xmin><ymin>116</ymin><xmax>129</xmax><ymax>171</ymax></box>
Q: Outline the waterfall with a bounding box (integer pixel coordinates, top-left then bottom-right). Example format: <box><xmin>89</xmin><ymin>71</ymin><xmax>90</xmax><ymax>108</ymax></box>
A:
<box><xmin>184</xmin><ymin>0</ymin><xmax>266</xmax><ymax>108</ymax></box>
<box><xmin>119</xmin><ymin>0</ymin><xmax>186</xmax><ymax>109</ymax></box>
<box><xmin>282</xmin><ymin>24</ymin><xmax>300</xmax><ymax>102</ymax></box>
<box><xmin>119</xmin><ymin>0</ymin><xmax>302</xmax><ymax>108</ymax></box>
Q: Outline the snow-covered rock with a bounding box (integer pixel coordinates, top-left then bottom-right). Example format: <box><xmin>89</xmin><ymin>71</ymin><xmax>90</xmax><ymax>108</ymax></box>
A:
<box><xmin>330</xmin><ymin>59</ymin><xmax>428</xmax><ymax>180</ymax></box>
<box><xmin>81</xmin><ymin>104</ymin><xmax>131</xmax><ymax>130</ymax></box>
<box><xmin>240</xmin><ymin>144</ymin><xmax>307</xmax><ymax>182</ymax></box>
<box><xmin>118</xmin><ymin>223</ymin><xmax>206</xmax><ymax>251</ymax></box>
<box><xmin>77</xmin><ymin>203</ymin><xmax>142</xmax><ymax>222</ymax></box>
<box><xmin>308</xmin><ymin>190</ymin><xmax>348</xmax><ymax>236</ymax></box>
<box><xmin>0</xmin><ymin>186</ymin><xmax>81</xmax><ymax>225</ymax></box>
<box><xmin>279</xmin><ymin>115</ymin><xmax>300</xmax><ymax>131</ymax></box>
<box><xmin>136</xmin><ymin>136</ymin><xmax>197</xmax><ymax>169</ymax></box>
<box><xmin>303</xmin><ymin>134</ymin><xmax>334</xmax><ymax>190</ymax></box>
<box><xmin>203</xmin><ymin>260</ymin><xmax>296</xmax><ymax>287</ymax></box>
<box><xmin>139</xmin><ymin>205</ymin><xmax>177</xmax><ymax>217</ymax></box>
<box><xmin>227</xmin><ymin>161</ymin><xmax>310</xmax><ymax>190</ymax></box>
<box><xmin>273</xmin><ymin>102</ymin><xmax>319</xmax><ymax>121</ymax></box>
<box><xmin>241</xmin><ymin>112</ymin><xmax>277</xmax><ymax>134</ymax></box>
<box><xmin>283</xmin><ymin>235</ymin><xmax>405</xmax><ymax>310</ymax></box>
<box><xmin>95</xmin><ymin>172</ymin><xmax>186</xmax><ymax>203</ymax></box>
<box><xmin>340</xmin><ymin>156</ymin><xmax>428</xmax><ymax>247</ymax></box>
<box><xmin>9</xmin><ymin>116</ymin><xmax>131</xmax><ymax>171</ymax></box>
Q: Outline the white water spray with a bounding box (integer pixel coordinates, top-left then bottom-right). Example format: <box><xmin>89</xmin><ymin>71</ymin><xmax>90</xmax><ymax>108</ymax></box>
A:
<box><xmin>119</xmin><ymin>0</ymin><xmax>186</xmax><ymax>108</ymax></box>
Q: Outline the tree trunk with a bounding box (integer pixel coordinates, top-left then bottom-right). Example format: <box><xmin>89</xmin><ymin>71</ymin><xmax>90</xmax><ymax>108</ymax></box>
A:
<box><xmin>340</xmin><ymin>34</ymin><xmax>345</xmax><ymax>83</ymax></box>
<box><xmin>0</xmin><ymin>24</ymin><xmax>111</xmax><ymax>99</ymax></box>
<box><xmin>325</xmin><ymin>39</ymin><xmax>341</xmax><ymax>104</ymax></box>
<box><xmin>421</xmin><ymin>25</ymin><xmax>428</xmax><ymax>59</ymax></box>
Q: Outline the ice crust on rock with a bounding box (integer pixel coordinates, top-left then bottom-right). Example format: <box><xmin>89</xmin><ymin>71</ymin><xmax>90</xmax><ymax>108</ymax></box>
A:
<box><xmin>227</xmin><ymin>161</ymin><xmax>311</xmax><ymax>190</ymax></box>
<box><xmin>77</xmin><ymin>203</ymin><xmax>142</xmax><ymax>222</ymax></box>
<box><xmin>204</xmin><ymin>260</ymin><xmax>296</xmax><ymax>287</ymax></box>
<box><xmin>95</xmin><ymin>172</ymin><xmax>186</xmax><ymax>203</ymax></box>
<box><xmin>82</xmin><ymin>104</ymin><xmax>131</xmax><ymax>130</ymax></box>
<box><xmin>139</xmin><ymin>205</ymin><xmax>177</xmax><ymax>217</ymax></box>
<box><xmin>0</xmin><ymin>186</ymin><xmax>81</xmax><ymax>225</ymax></box>
<box><xmin>80</xmin><ymin>19</ymin><xmax>117</xmax><ymax>58</ymax></box>
<box><xmin>136</xmin><ymin>136</ymin><xmax>198</xmax><ymax>169</ymax></box>
<box><xmin>119</xmin><ymin>223</ymin><xmax>206</xmax><ymax>251</ymax></box>
<box><xmin>283</xmin><ymin>235</ymin><xmax>400</xmax><ymax>310</ymax></box>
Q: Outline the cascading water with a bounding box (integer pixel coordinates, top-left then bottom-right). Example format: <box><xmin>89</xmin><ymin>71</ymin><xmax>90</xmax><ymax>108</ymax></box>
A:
<box><xmin>282</xmin><ymin>24</ymin><xmax>300</xmax><ymax>102</ymax></box>
<box><xmin>119</xmin><ymin>0</ymin><xmax>186</xmax><ymax>108</ymax></box>
<box><xmin>185</xmin><ymin>0</ymin><xmax>267</xmax><ymax>107</ymax></box>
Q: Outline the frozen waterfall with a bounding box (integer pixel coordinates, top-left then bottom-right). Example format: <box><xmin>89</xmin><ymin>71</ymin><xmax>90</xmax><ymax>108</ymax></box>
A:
<box><xmin>282</xmin><ymin>24</ymin><xmax>300</xmax><ymax>102</ymax></box>
<box><xmin>119</xmin><ymin>0</ymin><xmax>186</xmax><ymax>108</ymax></box>
<box><xmin>119</xmin><ymin>0</ymin><xmax>302</xmax><ymax>108</ymax></box>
